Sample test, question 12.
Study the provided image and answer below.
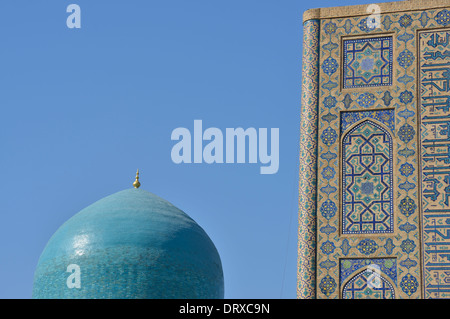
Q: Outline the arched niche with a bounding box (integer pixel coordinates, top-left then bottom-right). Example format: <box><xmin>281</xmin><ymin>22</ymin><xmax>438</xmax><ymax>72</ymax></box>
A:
<box><xmin>342</xmin><ymin>266</ymin><xmax>396</xmax><ymax>299</ymax></box>
<box><xmin>341</xmin><ymin>119</ymin><xmax>394</xmax><ymax>235</ymax></box>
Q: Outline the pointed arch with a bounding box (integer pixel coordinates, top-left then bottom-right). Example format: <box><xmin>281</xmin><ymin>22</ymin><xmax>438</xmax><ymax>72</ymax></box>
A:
<box><xmin>342</xmin><ymin>267</ymin><xmax>395</xmax><ymax>299</ymax></box>
<box><xmin>341</xmin><ymin>119</ymin><xmax>394</xmax><ymax>234</ymax></box>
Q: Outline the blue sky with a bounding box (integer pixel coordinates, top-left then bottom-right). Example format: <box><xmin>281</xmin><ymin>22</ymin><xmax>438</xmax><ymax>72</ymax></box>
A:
<box><xmin>0</xmin><ymin>0</ymin><xmax>392</xmax><ymax>299</ymax></box>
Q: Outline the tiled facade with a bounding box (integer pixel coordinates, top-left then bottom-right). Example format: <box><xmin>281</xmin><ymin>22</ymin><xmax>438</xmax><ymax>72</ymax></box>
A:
<box><xmin>298</xmin><ymin>0</ymin><xmax>450</xmax><ymax>299</ymax></box>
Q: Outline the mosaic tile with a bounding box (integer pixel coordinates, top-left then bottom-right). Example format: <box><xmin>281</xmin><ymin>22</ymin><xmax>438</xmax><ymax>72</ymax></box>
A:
<box><xmin>343</xmin><ymin>37</ymin><xmax>393</xmax><ymax>88</ymax></box>
<box><xmin>342</xmin><ymin>120</ymin><xmax>394</xmax><ymax>234</ymax></box>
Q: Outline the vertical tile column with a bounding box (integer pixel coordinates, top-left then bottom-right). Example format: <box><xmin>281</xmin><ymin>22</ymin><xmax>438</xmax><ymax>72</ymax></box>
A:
<box><xmin>297</xmin><ymin>19</ymin><xmax>320</xmax><ymax>299</ymax></box>
<box><xmin>419</xmin><ymin>28</ymin><xmax>450</xmax><ymax>299</ymax></box>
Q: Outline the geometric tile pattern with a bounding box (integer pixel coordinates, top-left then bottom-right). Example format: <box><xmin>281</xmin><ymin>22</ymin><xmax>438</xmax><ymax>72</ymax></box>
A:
<box><xmin>419</xmin><ymin>29</ymin><xmax>450</xmax><ymax>299</ymax></box>
<box><xmin>342</xmin><ymin>120</ymin><xmax>393</xmax><ymax>234</ymax></box>
<box><xmin>342</xmin><ymin>268</ymin><xmax>395</xmax><ymax>299</ymax></box>
<box><xmin>340</xmin><ymin>258</ymin><xmax>397</xmax><ymax>287</ymax></box>
<box><xmin>343</xmin><ymin>37</ymin><xmax>393</xmax><ymax>88</ymax></box>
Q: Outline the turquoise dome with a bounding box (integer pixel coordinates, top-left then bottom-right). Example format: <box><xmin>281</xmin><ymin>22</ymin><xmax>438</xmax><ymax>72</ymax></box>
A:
<box><xmin>32</xmin><ymin>188</ymin><xmax>224</xmax><ymax>299</ymax></box>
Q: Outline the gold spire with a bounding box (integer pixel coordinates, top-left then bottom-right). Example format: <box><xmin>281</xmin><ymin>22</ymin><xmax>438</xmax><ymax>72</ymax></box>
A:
<box><xmin>133</xmin><ymin>169</ymin><xmax>141</xmax><ymax>188</ymax></box>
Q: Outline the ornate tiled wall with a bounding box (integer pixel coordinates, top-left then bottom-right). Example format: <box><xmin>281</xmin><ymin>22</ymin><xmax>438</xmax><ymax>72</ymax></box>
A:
<box><xmin>298</xmin><ymin>1</ymin><xmax>450</xmax><ymax>299</ymax></box>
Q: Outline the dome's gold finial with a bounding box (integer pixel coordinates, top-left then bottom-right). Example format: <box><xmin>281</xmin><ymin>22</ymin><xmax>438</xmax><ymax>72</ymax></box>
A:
<box><xmin>133</xmin><ymin>169</ymin><xmax>141</xmax><ymax>189</ymax></box>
